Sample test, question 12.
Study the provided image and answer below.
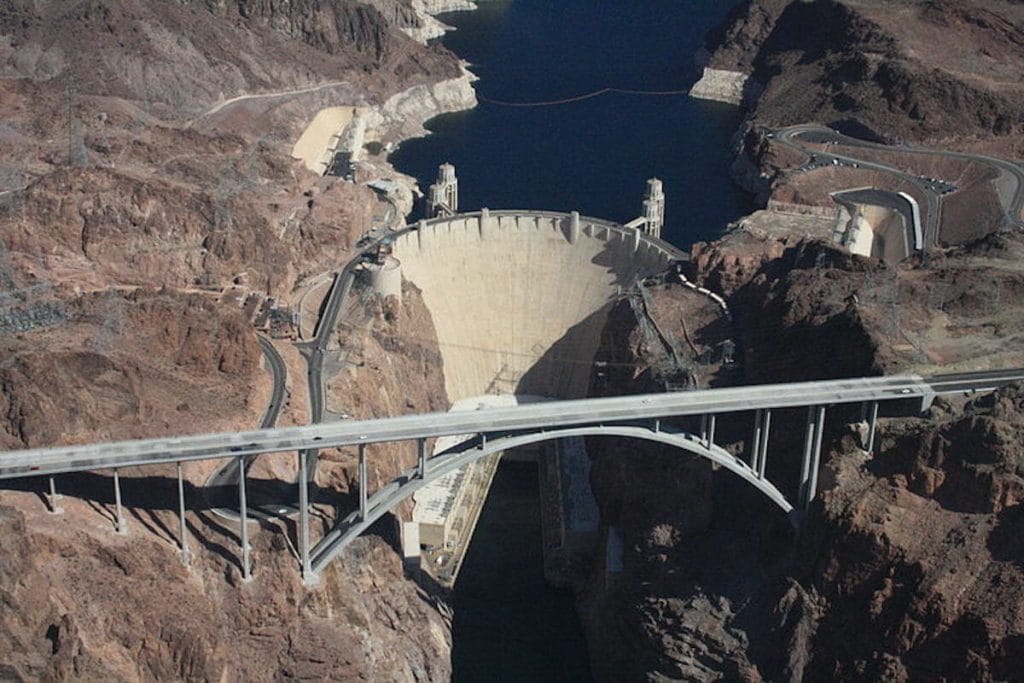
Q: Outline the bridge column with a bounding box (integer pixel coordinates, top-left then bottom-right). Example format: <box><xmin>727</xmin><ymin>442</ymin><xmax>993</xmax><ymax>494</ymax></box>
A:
<box><xmin>113</xmin><ymin>468</ymin><xmax>126</xmax><ymax>534</ymax></box>
<box><xmin>751</xmin><ymin>409</ymin><xmax>764</xmax><ymax>474</ymax></box>
<box><xmin>177</xmin><ymin>462</ymin><xmax>189</xmax><ymax>565</ymax></box>
<box><xmin>47</xmin><ymin>476</ymin><xmax>62</xmax><ymax>514</ymax></box>
<box><xmin>299</xmin><ymin>450</ymin><xmax>311</xmax><ymax>581</ymax></box>
<box><xmin>866</xmin><ymin>401</ymin><xmax>879</xmax><ymax>454</ymax></box>
<box><xmin>238</xmin><ymin>457</ymin><xmax>251</xmax><ymax>581</ymax></box>
<box><xmin>358</xmin><ymin>444</ymin><xmax>368</xmax><ymax>521</ymax></box>
<box><xmin>418</xmin><ymin>438</ymin><xmax>428</xmax><ymax>479</ymax></box>
<box><xmin>758</xmin><ymin>409</ymin><xmax>772</xmax><ymax>479</ymax></box>
<box><xmin>798</xmin><ymin>406</ymin><xmax>827</xmax><ymax>510</ymax></box>
<box><xmin>702</xmin><ymin>414</ymin><xmax>717</xmax><ymax>449</ymax></box>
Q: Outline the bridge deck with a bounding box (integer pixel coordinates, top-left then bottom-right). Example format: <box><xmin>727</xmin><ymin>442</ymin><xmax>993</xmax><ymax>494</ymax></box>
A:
<box><xmin>0</xmin><ymin>373</ymin><xmax>947</xmax><ymax>479</ymax></box>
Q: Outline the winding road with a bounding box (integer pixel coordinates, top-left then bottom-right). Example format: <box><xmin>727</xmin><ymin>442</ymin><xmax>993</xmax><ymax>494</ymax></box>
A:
<box><xmin>773</xmin><ymin>124</ymin><xmax>1024</xmax><ymax>248</ymax></box>
<box><xmin>206</xmin><ymin>220</ymin><xmax>406</xmax><ymax>518</ymax></box>
<box><xmin>205</xmin><ymin>335</ymin><xmax>288</xmax><ymax>519</ymax></box>
<box><xmin>301</xmin><ymin>257</ymin><xmax>361</xmax><ymax>481</ymax></box>
<box><xmin>186</xmin><ymin>81</ymin><xmax>353</xmax><ymax>128</ymax></box>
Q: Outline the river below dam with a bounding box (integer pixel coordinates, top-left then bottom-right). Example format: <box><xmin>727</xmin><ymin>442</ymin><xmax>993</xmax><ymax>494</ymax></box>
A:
<box><xmin>390</xmin><ymin>1</ymin><xmax>747</xmax><ymax>679</ymax></box>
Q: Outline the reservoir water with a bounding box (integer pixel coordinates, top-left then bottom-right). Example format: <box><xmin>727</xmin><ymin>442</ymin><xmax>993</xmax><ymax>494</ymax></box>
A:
<box><xmin>390</xmin><ymin>0</ymin><xmax>750</xmax><ymax>248</ymax></box>
<box><xmin>391</xmin><ymin>2</ymin><xmax>748</xmax><ymax>679</ymax></box>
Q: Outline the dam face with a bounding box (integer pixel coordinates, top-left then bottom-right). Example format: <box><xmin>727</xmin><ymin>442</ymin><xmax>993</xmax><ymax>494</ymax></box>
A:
<box><xmin>392</xmin><ymin>211</ymin><xmax>681</xmax><ymax>402</ymax></box>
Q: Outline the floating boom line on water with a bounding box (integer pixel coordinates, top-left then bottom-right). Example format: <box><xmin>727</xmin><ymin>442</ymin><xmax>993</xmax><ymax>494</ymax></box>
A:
<box><xmin>478</xmin><ymin>86</ymin><xmax>692</xmax><ymax>108</ymax></box>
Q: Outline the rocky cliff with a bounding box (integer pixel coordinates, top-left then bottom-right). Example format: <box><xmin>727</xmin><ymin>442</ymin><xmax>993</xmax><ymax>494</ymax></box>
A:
<box><xmin>789</xmin><ymin>385</ymin><xmax>1024</xmax><ymax>681</ymax></box>
<box><xmin>0</xmin><ymin>255</ymin><xmax>456</xmax><ymax>683</ymax></box>
<box><xmin>0</xmin><ymin>0</ymin><xmax>470</xmax><ymax>679</ymax></box>
<box><xmin>0</xmin><ymin>289</ymin><xmax>261</xmax><ymax>450</ymax></box>
<box><xmin>0</xmin><ymin>0</ymin><xmax>459</xmax><ymax>112</ymax></box>
<box><xmin>0</xmin><ymin>0</ymin><xmax>467</xmax><ymax>298</ymax></box>
<box><xmin>579</xmin><ymin>228</ymin><xmax>1024</xmax><ymax>680</ymax></box>
<box><xmin>700</xmin><ymin>0</ymin><xmax>1024</xmax><ymax>151</ymax></box>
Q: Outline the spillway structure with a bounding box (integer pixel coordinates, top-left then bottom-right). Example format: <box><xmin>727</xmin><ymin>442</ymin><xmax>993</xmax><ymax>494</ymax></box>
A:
<box><xmin>377</xmin><ymin>208</ymin><xmax>684</xmax><ymax>576</ymax></box>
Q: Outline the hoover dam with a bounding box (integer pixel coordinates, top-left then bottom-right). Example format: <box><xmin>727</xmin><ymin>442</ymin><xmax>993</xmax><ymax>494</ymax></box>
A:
<box><xmin>390</xmin><ymin>210</ymin><xmax>684</xmax><ymax>403</ymax></box>
<box><xmin>354</xmin><ymin>205</ymin><xmax>685</xmax><ymax>579</ymax></box>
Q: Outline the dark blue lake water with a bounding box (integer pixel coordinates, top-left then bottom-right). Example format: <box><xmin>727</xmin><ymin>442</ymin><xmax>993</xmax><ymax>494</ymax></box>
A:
<box><xmin>390</xmin><ymin>0</ymin><xmax>750</xmax><ymax>248</ymax></box>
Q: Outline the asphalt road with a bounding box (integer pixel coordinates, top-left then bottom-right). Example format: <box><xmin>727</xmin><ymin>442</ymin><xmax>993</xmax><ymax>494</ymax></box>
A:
<box><xmin>9</xmin><ymin>369</ymin><xmax>1024</xmax><ymax>480</ymax></box>
<box><xmin>301</xmin><ymin>257</ymin><xmax>360</xmax><ymax>481</ymax></box>
<box><xmin>774</xmin><ymin>124</ymin><xmax>1024</xmax><ymax>248</ymax></box>
<box><xmin>204</xmin><ymin>335</ymin><xmax>288</xmax><ymax>519</ymax></box>
<box><xmin>926</xmin><ymin>367</ymin><xmax>1024</xmax><ymax>394</ymax></box>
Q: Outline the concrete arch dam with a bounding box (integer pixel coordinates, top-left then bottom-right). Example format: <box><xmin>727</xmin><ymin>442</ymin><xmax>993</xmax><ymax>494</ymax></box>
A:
<box><xmin>388</xmin><ymin>210</ymin><xmax>684</xmax><ymax>402</ymax></box>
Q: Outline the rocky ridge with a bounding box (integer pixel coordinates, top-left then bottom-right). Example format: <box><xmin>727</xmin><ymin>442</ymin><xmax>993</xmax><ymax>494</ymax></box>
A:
<box><xmin>0</xmin><ymin>0</ymin><xmax>480</xmax><ymax>680</ymax></box>
<box><xmin>698</xmin><ymin>0</ymin><xmax>1024</xmax><ymax>152</ymax></box>
<box><xmin>577</xmin><ymin>3</ymin><xmax>1024</xmax><ymax>677</ymax></box>
<box><xmin>580</xmin><ymin>226</ymin><xmax>1024</xmax><ymax>680</ymax></box>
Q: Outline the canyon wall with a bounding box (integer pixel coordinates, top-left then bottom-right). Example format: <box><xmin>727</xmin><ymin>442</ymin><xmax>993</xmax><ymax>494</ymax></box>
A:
<box><xmin>700</xmin><ymin>0</ymin><xmax>1024</xmax><ymax>151</ymax></box>
<box><xmin>579</xmin><ymin>226</ymin><xmax>1024</xmax><ymax>680</ymax></box>
<box><xmin>0</xmin><ymin>0</ymin><xmax>475</xmax><ymax>679</ymax></box>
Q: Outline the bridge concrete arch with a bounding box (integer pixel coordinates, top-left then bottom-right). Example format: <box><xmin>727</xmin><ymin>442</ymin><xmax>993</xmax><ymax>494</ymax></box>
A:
<box><xmin>308</xmin><ymin>424</ymin><xmax>794</xmax><ymax>576</ymax></box>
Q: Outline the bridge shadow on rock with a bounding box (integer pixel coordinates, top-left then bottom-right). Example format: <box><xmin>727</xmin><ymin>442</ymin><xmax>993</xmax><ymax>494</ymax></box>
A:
<box><xmin>0</xmin><ymin>471</ymin><xmax>348</xmax><ymax>571</ymax></box>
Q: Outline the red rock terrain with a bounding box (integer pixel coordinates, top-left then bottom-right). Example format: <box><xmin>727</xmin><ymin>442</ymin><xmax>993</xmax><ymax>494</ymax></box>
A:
<box><xmin>706</xmin><ymin>0</ymin><xmax>1024</xmax><ymax>152</ymax></box>
<box><xmin>0</xmin><ymin>0</ymin><xmax>466</xmax><ymax>680</ymax></box>
<box><xmin>580</xmin><ymin>2</ymin><xmax>1024</xmax><ymax>659</ymax></box>
<box><xmin>0</xmin><ymin>289</ymin><xmax>262</xmax><ymax>449</ymax></box>
<box><xmin>579</xmin><ymin>230</ymin><xmax>1024</xmax><ymax>680</ymax></box>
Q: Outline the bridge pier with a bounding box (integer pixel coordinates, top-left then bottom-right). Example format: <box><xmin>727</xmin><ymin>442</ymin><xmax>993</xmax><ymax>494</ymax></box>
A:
<box><xmin>418</xmin><ymin>438</ymin><xmax>428</xmax><ymax>479</ymax></box>
<box><xmin>700</xmin><ymin>414</ymin><xmax>717</xmax><ymax>449</ymax></box>
<box><xmin>47</xmin><ymin>475</ymin><xmax>62</xmax><ymax>514</ymax></box>
<box><xmin>177</xmin><ymin>462</ymin><xmax>189</xmax><ymax>565</ymax></box>
<box><xmin>238</xmin><ymin>457</ymin><xmax>252</xmax><ymax>581</ymax></box>
<box><xmin>751</xmin><ymin>409</ymin><xmax>764</xmax><ymax>475</ymax></box>
<box><xmin>358</xmin><ymin>444</ymin><xmax>368</xmax><ymax>521</ymax></box>
<box><xmin>113</xmin><ymin>468</ymin><xmax>126</xmax><ymax>534</ymax></box>
<box><xmin>299</xmin><ymin>451</ymin><xmax>312</xmax><ymax>581</ymax></box>
<box><xmin>798</xmin><ymin>406</ymin><xmax>827</xmax><ymax>510</ymax></box>
<box><xmin>755</xmin><ymin>409</ymin><xmax>771</xmax><ymax>479</ymax></box>
<box><xmin>866</xmin><ymin>401</ymin><xmax>879</xmax><ymax>454</ymax></box>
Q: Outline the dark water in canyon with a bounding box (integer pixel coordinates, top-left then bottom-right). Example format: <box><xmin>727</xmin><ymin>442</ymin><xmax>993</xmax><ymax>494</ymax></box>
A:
<box><xmin>450</xmin><ymin>462</ymin><xmax>591</xmax><ymax>681</ymax></box>
<box><xmin>390</xmin><ymin>0</ymin><xmax>749</xmax><ymax>249</ymax></box>
<box><xmin>392</xmin><ymin>1</ymin><xmax>748</xmax><ymax>679</ymax></box>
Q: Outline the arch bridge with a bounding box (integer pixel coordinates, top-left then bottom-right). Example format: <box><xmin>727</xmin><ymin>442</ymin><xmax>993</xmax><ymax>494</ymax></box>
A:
<box><xmin>1</xmin><ymin>370</ymin><xmax>1021</xmax><ymax>584</ymax></box>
